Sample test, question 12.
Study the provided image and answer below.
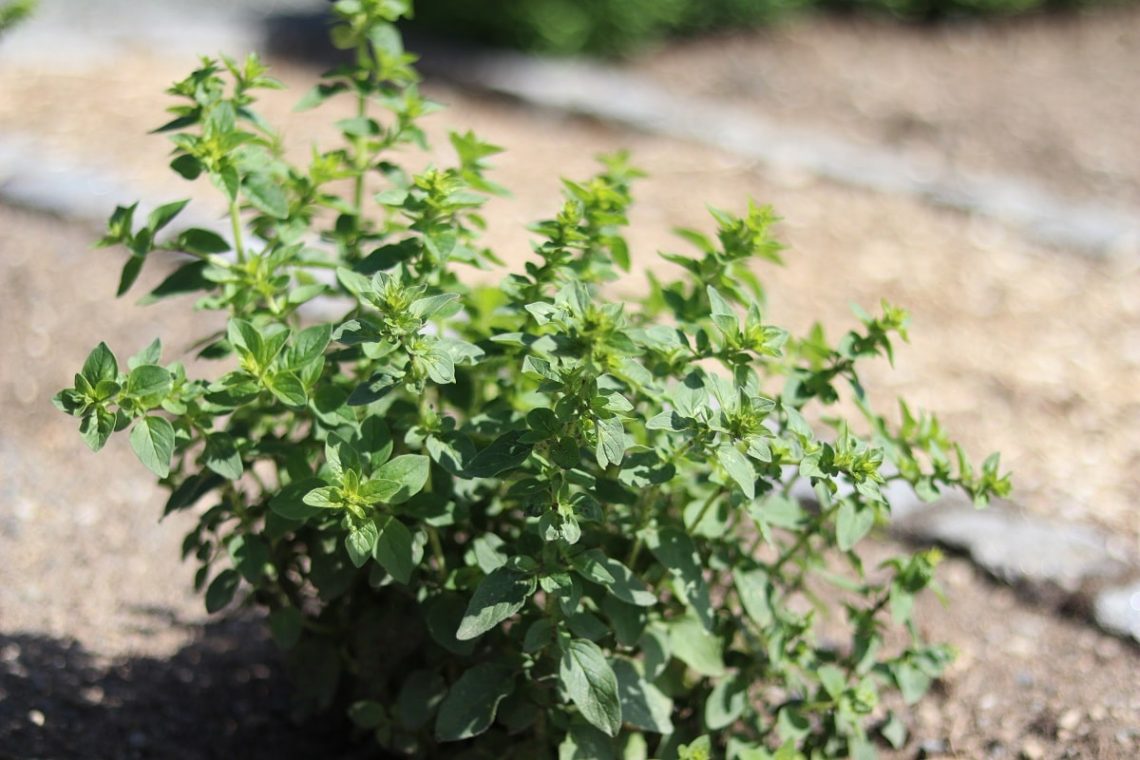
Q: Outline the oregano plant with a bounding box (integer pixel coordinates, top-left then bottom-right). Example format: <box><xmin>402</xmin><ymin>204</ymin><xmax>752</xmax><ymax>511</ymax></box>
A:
<box><xmin>53</xmin><ymin>2</ymin><xmax>1010</xmax><ymax>758</ymax></box>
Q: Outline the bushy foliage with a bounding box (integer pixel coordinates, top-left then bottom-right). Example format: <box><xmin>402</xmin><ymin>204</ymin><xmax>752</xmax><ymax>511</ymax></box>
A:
<box><xmin>0</xmin><ymin>0</ymin><xmax>37</xmax><ymax>34</ymax></box>
<box><xmin>409</xmin><ymin>0</ymin><xmax>803</xmax><ymax>57</ymax></box>
<box><xmin>54</xmin><ymin>1</ymin><xmax>1009</xmax><ymax>757</ymax></box>
<box><xmin>409</xmin><ymin>0</ymin><xmax>1120</xmax><ymax>56</ymax></box>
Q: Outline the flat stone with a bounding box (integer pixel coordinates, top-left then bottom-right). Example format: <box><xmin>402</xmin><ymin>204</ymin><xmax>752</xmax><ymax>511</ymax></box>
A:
<box><xmin>893</xmin><ymin>499</ymin><xmax>1130</xmax><ymax>594</ymax></box>
<box><xmin>1093</xmin><ymin>580</ymin><xmax>1140</xmax><ymax>644</ymax></box>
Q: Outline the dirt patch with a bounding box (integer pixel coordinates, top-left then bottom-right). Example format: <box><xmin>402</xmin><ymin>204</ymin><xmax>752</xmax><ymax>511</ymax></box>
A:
<box><xmin>630</xmin><ymin>8</ymin><xmax>1140</xmax><ymax>213</ymax></box>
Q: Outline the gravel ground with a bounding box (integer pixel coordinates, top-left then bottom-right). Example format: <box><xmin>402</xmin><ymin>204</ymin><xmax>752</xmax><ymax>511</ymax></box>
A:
<box><xmin>2</xmin><ymin>10</ymin><xmax>1139</xmax><ymax>759</ymax></box>
<box><xmin>631</xmin><ymin>7</ymin><xmax>1140</xmax><ymax>213</ymax></box>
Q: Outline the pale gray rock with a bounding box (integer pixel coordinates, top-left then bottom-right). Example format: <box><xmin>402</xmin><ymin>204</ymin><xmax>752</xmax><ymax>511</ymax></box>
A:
<box><xmin>1093</xmin><ymin>581</ymin><xmax>1140</xmax><ymax>644</ymax></box>
<box><xmin>893</xmin><ymin>499</ymin><xmax>1131</xmax><ymax>594</ymax></box>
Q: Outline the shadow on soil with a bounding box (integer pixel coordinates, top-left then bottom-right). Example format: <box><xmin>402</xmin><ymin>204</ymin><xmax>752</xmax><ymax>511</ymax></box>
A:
<box><xmin>0</xmin><ymin>613</ymin><xmax>372</xmax><ymax>760</ymax></box>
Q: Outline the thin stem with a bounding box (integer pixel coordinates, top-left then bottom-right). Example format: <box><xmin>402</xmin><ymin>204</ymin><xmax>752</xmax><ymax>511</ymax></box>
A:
<box><xmin>229</xmin><ymin>201</ymin><xmax>246</xmax><ymax>265</ymax></box>
<box><xmin>353</xmin><ymin>89</ymin><xmax>366</xmax><ymax>217</ymax></box>
<box><xmin>352</xmin><ymin>40</ymin><xmax>369</xmax><ymax>219</ymax></box>
<box><xmin>687</xmin><ymin>488</ymin><xmax>721</xmax><ymax>532</ymax></box>
<box><xmin>428</xmin><ymin>526</ymin><xmax>447</xmax><ymax>581</ymax></box>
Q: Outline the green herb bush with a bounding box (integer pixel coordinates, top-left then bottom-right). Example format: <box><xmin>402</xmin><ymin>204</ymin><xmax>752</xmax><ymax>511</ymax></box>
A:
<box><xmin>410</xmin><ymin>0</ymin><xmax>1121</xmax><ymax>56</ymax></box>
<box><xmin>53</xmin><ymin>1</ymin><xmax>1010</xmax><ymax>757</ymax></box>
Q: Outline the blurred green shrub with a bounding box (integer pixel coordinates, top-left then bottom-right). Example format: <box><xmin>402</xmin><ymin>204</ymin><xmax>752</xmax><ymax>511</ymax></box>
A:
<box><xmin>409</xmin><ymin>0</ymin><xmax>807</xmax><ymax>57</ymax></box>
<box><xmin>410</xmin><ymin>0</ymin><xmax>1120</xmax><ymax>56</ymax></box>
<box><xmin>0</xmin><ymin>0</ymin><xmax>37</xmax><ymax>35</ymax></box>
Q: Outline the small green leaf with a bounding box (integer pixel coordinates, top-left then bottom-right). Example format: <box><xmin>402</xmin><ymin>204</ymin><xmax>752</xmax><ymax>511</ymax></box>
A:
<box><xmin>170</xmin><ymin>154</ymin><xmax>203</xmax><ymax>180</ymax></box>
<box><xmin>268</xmin><ymin>606</ymin><xmax>303</xmax><ymax>649</ymax></box>
<box><xmin>129</xmin><ymin>416</ymin><xmax>175</xmax><ymax>478</ymax></box>
<box><xmin>704</xmin><ymin>674</ymin><xmax>746</xmax><ymax>731</ymax></box>
<box><xmin>571</xmin><ymin>550</ymin><xmax>656</xmax><ymax>607</ymax></box>
<box><xmin>733</xmin><ymin>567</ymin><xmax>774</xmax><ymax>628</ymax></box>
<box><xmin>175</xmin><ymin>228</ymin><xmax>230</xmax><ymax>255</ymax></box>
<box><xmin>117</xmin><ymin>255</ymin><xmax>145</xmax><ymax>297</ymax></box>
<box><xmin>368</xmin><ymin>454</ymin><xmax>430</xmax><ymax>505</ymax></box>
<box><xmin>560</xmin><ymin>724</ymin><xmax>617</xmax><ymax>760</ymax></box>
<box><xmin>205</xmin><ymin>569</ymin><xmax>240</xmax><ymax>613</ymax></box>
<box><xmin>818</xmin><ymin>665</ymin><xmax>846</xmax><ymax>700</ymax></box>
<box><xmin>560</xmin><ymin>638</ymin><xmax>622</xmax><ymax>738</ymax></box>
<box><xmin>409</xmin><ymin>293</ymin><xmax>459</xmax><ymax>320</ymax></box>
<box><xmin>139</xmin><ymin>260</ymin><xmax>211</xmax><ymax>303</ymax></box>
<box><xmin>594</xmin><ymin>416</ymin><xmax>625</xmax><ymax>468</ymax></box>
<box><xmin>204</xmin><ymin>432</ymin><xmax>243</xmax><ymax>480</ymax></box>
<box><xmin>466</xmin><ymin>431</ymin><xmax>533</xmax><ymax>478</ymax></box>
<box><xmin>776</xmin><ymin>705</ymin><xmax>811</xmax><ymax>743</ymax></box>
<box><xmin>667</xmin><ymin>615</ymin><xmax>725</xmax><ymax>677</ymax></box>
<box><xmin>227</xmin><ymin>534</ymin><xmax>270</xmax><ymax>583</ymax></box>
<box><xmin>643</xmin><ymin>526</ymin><xmax>713</xmax><ymax>630</ymax></box>
<box><xmin>837</xmin><ymin>500</ymin><xmax>875</xmax><ymax>551</ymax></box>
<box><xmin>348</xmin><ymin>700</ymin><xmax>385</xmax><ymax>730</ymax></box>
<box><xmin>398</xmin><ymin>670</ymin><xmax>447</xmax><ymax>730</ymax></box>
<box><xmin>243</xmin><ymin>171</ymin><xmax>289</xmax><ymax>218</ymax></box>
<box><xmin>284</xmin><ymin>323</ymin><xmax>332</xmax><ymax>370</ymax></box>
<box><xmin>421</xmin><ymin>346</ymin><xmax>456</xmax><ymax>385</ymax></box>
<box><xmin>434</xmin><ymin>663</ymin><xmax>515</xmax><ymax>741</ymax></box>
<box><xmin>613</xmin><ymin>659</ymin><xmax>673</xmax><ymax>735</ymax></box>
<box><xmin>880</xmin><ymin>711</ymin><xmax>908</xmax><ymax>749</ymax></box>
<box><xmin>894</xmin><ymin>661</ymin><xmax>932</xmax><ymax>705</ymax></box>
<box><xmin>81</xmin><ymin>342</ymin><xmax>118</xmax><ymax>386</ymax></box>
<box><xmin>127</xmin><ymin>338</ymin><xmax>162</xmax><ymax>370</ymax></box>
<box><xmin>269</xmin><ymin>478</ymin><xmax>325</xmax><ymax>520</ymax></box>
<box><xmin>716</xmin><ymin>445</ymin><xmax>755</xmax><ymax>499</ymax></box>
<box><xmin>147</xmin><ymin>198</ymin><xmax>190</xmax><ymax>233</ymax></box>
<box><xmin>303</xmin><ymin>486</ymin><xmax>343</xmax><ymax>509</ymax></box>
<box><xmin>267</xmin><ymin>371</ymin><xmax>307</xmax><ymax>407</ymax></box>
<box><xmin>346</xmin><ymin>520</ymin><xmax>380</xmax><ymax>568</ymax></box>
<box><xmin>374</xmin><ymin>516</ymin><xmax>416</xmax><ymax>583</ymax></box>
<box><xmin>125</xmin><ymin>365</ymin><xmax>171</xmax><ymax>401</ymax></box>
<box><xmin>79</xmin><ymin>407</ymin><xmax>115</xmax><ymax>452</ymax></box>
<box><xmin>456</xmin><ymin>567</ymin><xmax>536</xmax><ymax>641</ymax></box>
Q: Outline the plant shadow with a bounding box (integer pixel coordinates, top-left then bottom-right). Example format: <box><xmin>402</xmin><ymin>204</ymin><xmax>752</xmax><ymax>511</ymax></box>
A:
<box><xmin>0</xmin><ymin>611</ymin><xmax>379</xmax><ymax>760</ymax></box>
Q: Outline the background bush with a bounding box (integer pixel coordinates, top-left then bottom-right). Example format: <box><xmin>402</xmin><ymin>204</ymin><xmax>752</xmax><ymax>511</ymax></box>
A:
<box><xmin>409</xmin><ymin>0</ymin><xmax>1123</xmax><ymax>56</ymax></box>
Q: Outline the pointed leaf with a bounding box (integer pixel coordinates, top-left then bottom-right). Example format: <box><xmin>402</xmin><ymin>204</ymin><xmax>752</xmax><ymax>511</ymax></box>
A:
<box><xmin>434</xmin><ymin>663</ymin><xmax>515</xmax><ymax>742</ymax></box>
<box><xmin>456</xmin><ymin>567</ymin><xmax>536</xmax><ymax>641</ymax></box>
<box><xmin>560</xmin><ymin>638</ymin><xmax>622</xmax><ymax>737</ymax></box>
<box><xmin>373</xmin><ymin>516</ymin><xmax>416</xmax><ymax>583</ymax></box>
<box><xmin>129</xmin><ymin>415</ymin><xmax>175</xmax><ymax>478</ymax></box>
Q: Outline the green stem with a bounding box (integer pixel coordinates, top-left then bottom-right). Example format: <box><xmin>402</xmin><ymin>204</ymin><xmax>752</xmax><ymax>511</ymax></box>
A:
<box><xmin>352</xmin><ymin>42</ymin><xmax>369</xmax><ymax>219</ymax></box>
<box><xmin>428</xmin><ymin>526</ymin><xmax>447</xmax><ymax>581</ymax></box>
<box><xmin>688</xmin><ymin>488</ymin><xmax>721</xmax><ymax>532</ymax></box>
<box><xmin>229</xmin><ymin>201</ymin><xmax>245</xmax><ymax>265</ymax></box>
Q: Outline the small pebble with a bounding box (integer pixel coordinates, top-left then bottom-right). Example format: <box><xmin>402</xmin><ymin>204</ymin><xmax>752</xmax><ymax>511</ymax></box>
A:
<box><xmin>918</xmin><ymin>738</ymin><xmax>949</xmax><ymax>757</ymax></box>
<box><xmin>1019</xmin><ymin>738</ymin><xmax>1045</xmax><ymax>760</ymax></box>
<box><xmin>1015</xmin><ymin>671</ymin><xmax>1035</xmax><ymax>688</ymax></box>
<box><xmin>80</xmin><ymin>685</ymin><xmax>104</xmax><ymax>705</ymax></box>
<box><xmin>28</xmin><ymin>709</ymin><xmax>45</xmax><ymax>727</ymax></box>
<box><xmin>1057</xmin><ymin>708</ymin><xmax>1081</xmax><ymax>732</ymax></box>
<box><xmin>1089</xmin><ymin>705</ymin><xmax>1107</xmax><ymax>722</ymax></box>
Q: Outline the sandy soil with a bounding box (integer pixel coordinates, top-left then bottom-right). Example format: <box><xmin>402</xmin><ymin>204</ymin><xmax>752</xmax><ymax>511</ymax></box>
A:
<box><xmin>631</xmin><ymin>7</ymin><xmax>1140</xmax><ymax>212</ymax></box>
<box><xmin>2</xmin><ymin>12</ymin><xmax>1139</xmax><ymax>760</ymax></box>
